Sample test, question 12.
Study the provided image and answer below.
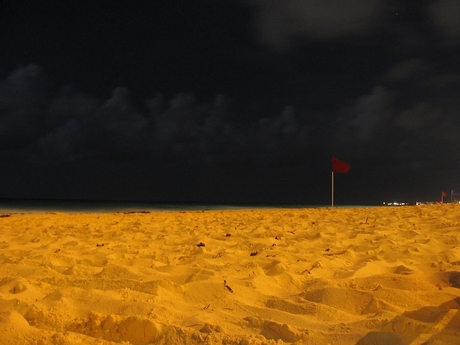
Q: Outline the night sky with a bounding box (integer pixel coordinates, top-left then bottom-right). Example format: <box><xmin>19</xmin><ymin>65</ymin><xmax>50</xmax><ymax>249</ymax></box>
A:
<box><xmin>1</xmin><ymin>0</ymin><xmax>460</xmax><ymax>205</ymax></box>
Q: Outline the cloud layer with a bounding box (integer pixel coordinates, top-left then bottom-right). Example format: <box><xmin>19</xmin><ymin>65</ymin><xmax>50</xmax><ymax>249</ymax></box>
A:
<box><xmin>246</xmin><ymin>0</ymin><xmax>460</xmax><ymax>50</ymax></box>
<box><xmin>1</xmin><ymin>63</ymin><xmax>459</xmax><ymax>176</ymax></box>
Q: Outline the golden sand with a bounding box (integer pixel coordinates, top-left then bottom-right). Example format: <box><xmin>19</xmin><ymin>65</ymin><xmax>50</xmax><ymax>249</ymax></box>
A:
<box><xmin>1</xmin><ymin>205</ymin><xmax>460</xmax><ymax>344</ymax></box>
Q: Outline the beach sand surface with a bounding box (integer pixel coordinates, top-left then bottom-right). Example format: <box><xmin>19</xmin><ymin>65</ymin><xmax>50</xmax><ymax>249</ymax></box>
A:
<box><xmin>1</xmin><ymin>205</ymin><xmax>460</xmax><ymax>344</ymax></box>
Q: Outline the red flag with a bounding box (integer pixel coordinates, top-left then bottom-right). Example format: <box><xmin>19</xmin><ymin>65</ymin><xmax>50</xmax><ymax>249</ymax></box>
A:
<box><xmin>332</xmin><ymin>157</ymin><xmax>350</xmax><ymax>173</ymax></box>
<box><xmin>442</xmin><ymin>191</ymin><xmax>447</xmax><ymax>197</ymax></box>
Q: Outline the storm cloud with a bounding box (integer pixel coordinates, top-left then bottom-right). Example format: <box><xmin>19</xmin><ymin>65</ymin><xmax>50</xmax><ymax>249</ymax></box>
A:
<box><xmin>2</xmin><ymin>61</ymin><xmax>459</xmax><ymax>177</ymax></box>
<box><xmin>1</xmin><ymin>65</ymin><xmax>316</xmax><ymax>167</ymax></box>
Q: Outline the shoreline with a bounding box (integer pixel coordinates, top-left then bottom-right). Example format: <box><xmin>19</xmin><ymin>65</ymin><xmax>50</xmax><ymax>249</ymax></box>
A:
<box><xmin>0</xmin><ymin>197</ymin><xmax>378</xmax><ymax>214</ymax></box>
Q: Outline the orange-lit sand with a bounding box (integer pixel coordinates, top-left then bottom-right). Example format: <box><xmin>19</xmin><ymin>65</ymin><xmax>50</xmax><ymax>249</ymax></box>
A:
<box><xmin>1</xmin><ymin>205</ymin><xmax>460</xmax><ymax>344</ymax></box>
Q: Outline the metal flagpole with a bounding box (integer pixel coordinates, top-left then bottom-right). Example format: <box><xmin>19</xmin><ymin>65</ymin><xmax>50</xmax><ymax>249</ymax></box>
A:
<box><xmin>331</xmin><ymin>171</ymin><xmax>334</xmax><ymax>208</ymax></box>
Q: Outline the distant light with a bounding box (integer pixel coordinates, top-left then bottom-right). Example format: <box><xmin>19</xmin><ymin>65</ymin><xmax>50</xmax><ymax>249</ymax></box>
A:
<box><xmin>383</xmin><ymin>202</ymin><xmax>408</xmax><ymax>206</ymax></box>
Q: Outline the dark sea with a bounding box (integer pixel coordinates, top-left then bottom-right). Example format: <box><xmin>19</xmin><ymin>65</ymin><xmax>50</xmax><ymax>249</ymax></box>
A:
<box><xmin>0</xmin><ymin>199</ymin><xmax>365</xmax><ymax>213</ymax></box>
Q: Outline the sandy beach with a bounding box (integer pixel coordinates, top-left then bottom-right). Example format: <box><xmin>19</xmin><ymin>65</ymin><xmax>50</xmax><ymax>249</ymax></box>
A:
<box><xmin>1</xmin><ymin>205</ymin><xmax>460</xmax><ymax>344</ymax></box>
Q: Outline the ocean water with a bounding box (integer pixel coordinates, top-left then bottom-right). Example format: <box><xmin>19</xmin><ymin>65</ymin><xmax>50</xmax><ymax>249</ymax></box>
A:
<box><xmin>0</xmin><ymin>199</ymin><xmax>349</xmax><ymax>213</ymax></box>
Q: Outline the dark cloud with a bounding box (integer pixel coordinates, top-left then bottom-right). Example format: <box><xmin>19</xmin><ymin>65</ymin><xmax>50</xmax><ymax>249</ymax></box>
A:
<box><xmin>2</xmin><ymin>62</ymin><xmax>459</xmax><ymax>180</ymax></box>
<box><xmin>46</xmin><ymin>86</ymin><xmax>99</xmax><ymax>127</ymax></box>
<box><xmin>39</xmin><ymin>87</ymin><xmax>152</xmax><ymax>161</ymax></box>
<box><xmin>246</xmin><ymin>0</ymin><xmax>387</xmax><ymax>50</ymax></box>
<box><xmin>245</xmin><ymin>0</ymin><xmax>460</xmax><ymax>52</ymax></box>
<box><xmin>0</xmin><ymin>64</ymin><xmax>48</xmax><ymax>149</ymax></box>
<box><xmin>1</xmin><ymin>66</ymin><xmax>315</xmax><ymax>168</ymax></box>
<box><xmin>427</xmin><ymin>0</ymin><xmax>460</xmax><ymax>42</ymax></box>
<box><xmin>382</xmin><ymin>59</ymin><xmax>427</xmax><ymax>82</ymax></box>
<box><xmin>337</xmin><ymin>87</ymin><xmax>393</xmax><ymax>143</ymax></box>
<box><xmin>395</xmin><ymin>102</ymin><xmax>442</xmax><ymax>132</ymax></box>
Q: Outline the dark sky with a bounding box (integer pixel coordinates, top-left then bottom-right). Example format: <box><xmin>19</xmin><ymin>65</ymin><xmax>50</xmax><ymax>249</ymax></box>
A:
<box><xmin>1</xmin><ymin>0</ymin><xmax>460</xmax><ymax>205</ymax></box>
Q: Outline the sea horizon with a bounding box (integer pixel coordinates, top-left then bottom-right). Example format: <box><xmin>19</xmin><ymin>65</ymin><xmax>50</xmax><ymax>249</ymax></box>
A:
<box><xmin>0</xmin><ymin>198</ymin><xmax>375</xmax><ymax>213</ymax></box>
